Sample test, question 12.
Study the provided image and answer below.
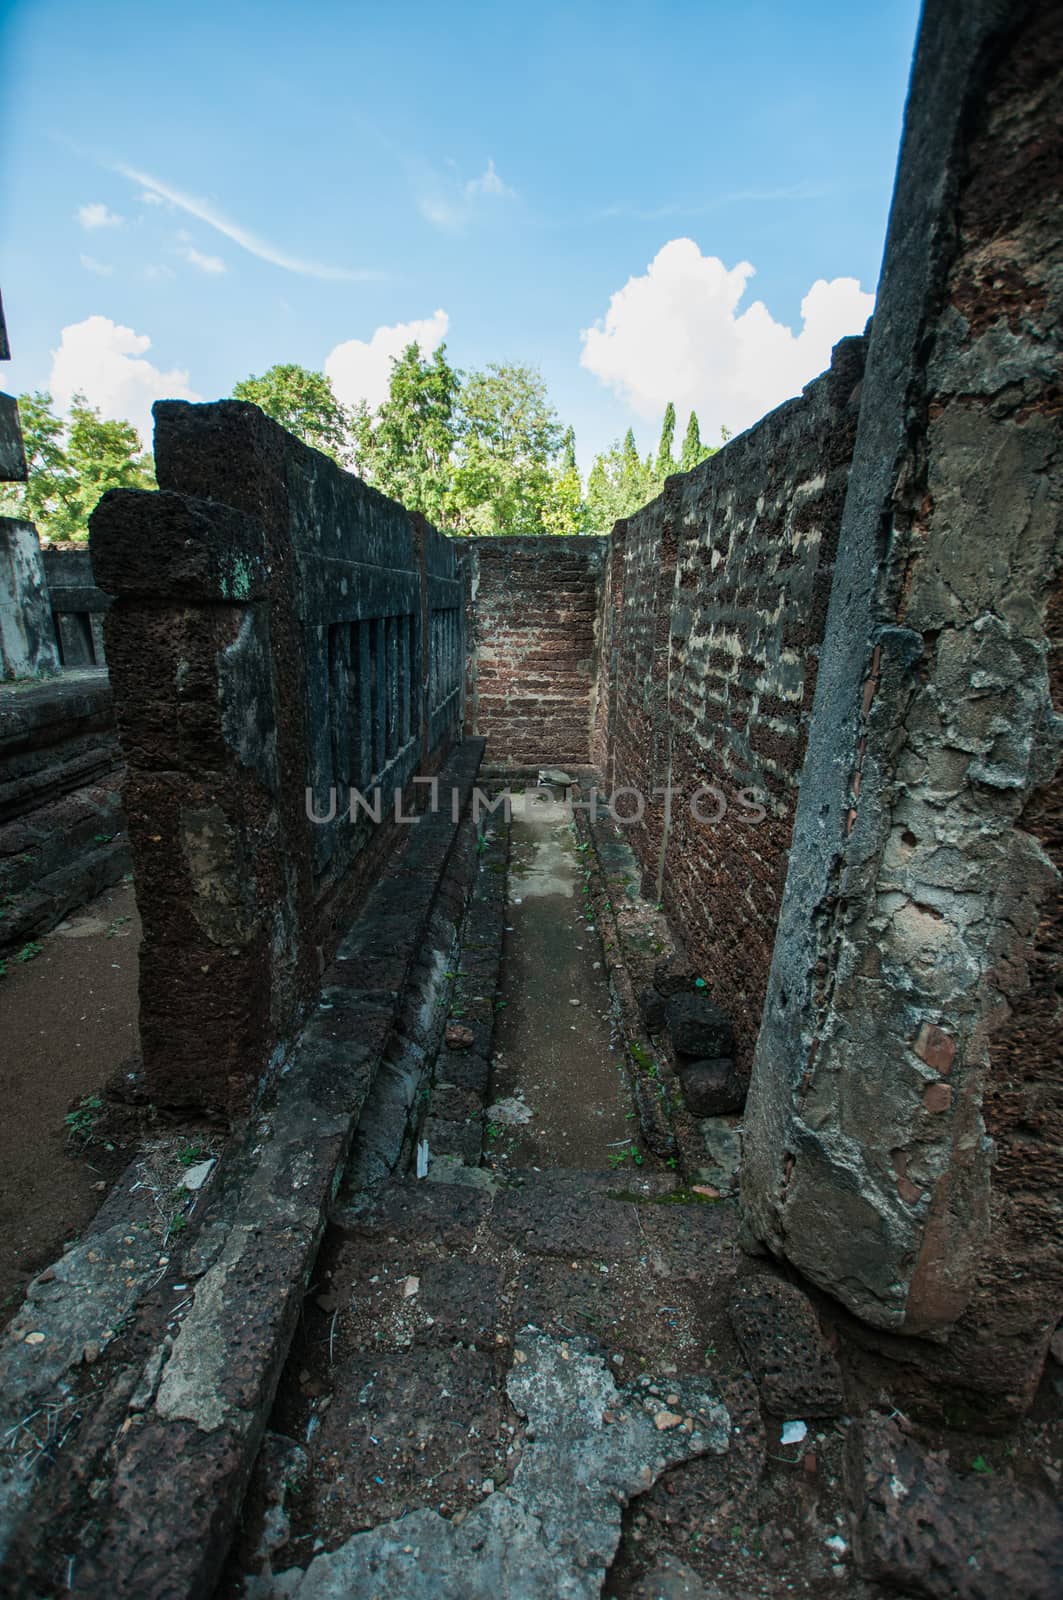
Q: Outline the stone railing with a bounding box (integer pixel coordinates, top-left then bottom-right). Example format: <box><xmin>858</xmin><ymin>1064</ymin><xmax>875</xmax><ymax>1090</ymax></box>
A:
<box><xmin>41</xmin><ymin>545</ymin><xmax>111</xmax><ymax>668</ymax></box>
<box><xmin>91</xmin><ymin>401</ymin><xmax>464</xmax><ymax>1116</ymax></box>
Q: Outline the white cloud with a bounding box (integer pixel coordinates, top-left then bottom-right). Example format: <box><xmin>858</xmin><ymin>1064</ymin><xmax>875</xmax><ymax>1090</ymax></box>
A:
<box><xmin>579</xmin><ymin>238</ymin><xmax>874</xmax><ymax>441</ymax></box>
<box><xmin>49</xmin><ymin>315</ymin><xmax>200</xmax><ymax>443</ymax></box>
<box><xmin>79</xmin><ymin>254</ymin><xmax>114</xmax><ymax>277</ymax></box>
<box><xmin>179</xmin><ymin>244</ymin><xmax>226</xmax><ymax>274</ymax></box>
<box><xmin>417</xmin><ymin>159</ymin><xmax>515</xmax><ymax>229</ymax></box>
<box><xmin>78</xmin><ymin>202</ymin><xmax>124</xmax><ymax>230</ymax></box>
<box><xmin>465</xmin><ymin>159</ymin><xmax>514</xmax><ymax>200</ymax></box>
<box><xmin>325</xmin><ymin>310</ymin><xmax>450</xmax><ymax>412</ymax></box>
<box><xmin>114</xmin><ymin>162</ymin><xmax>376</xmax><ymax>282</ymax></box>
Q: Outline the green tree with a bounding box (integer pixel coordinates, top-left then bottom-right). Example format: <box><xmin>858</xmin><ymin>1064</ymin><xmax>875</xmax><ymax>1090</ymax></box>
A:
<box><xmin>232</xmin><ymin>363</ymin><xmax>350</xmax><ymax>462</ymax></box>
<box><xmin>680</xmin><ymin>409</ymin><xmax>714</xmax><ymax>472</ymax></box>
<box><xmin>352</xmin><ymin>342</ymin><xmax>462</xmax><ymax>529</ymax></box>
<box><xmin>0</xmin><ymin>391</ymin><xmax>154</xmax><ymax>543</ymax></box>
<box><xmin>541</xmin><ymin>425</ymin><xmax>585</xmax><ymax>537</ymax></box>
<box><xmin>585</xmin><ymin>429</ymin><xmax>657</xmax><ymax>531</ymax></box>
<box><xmin>0</xmin><ymin>391</ymin><xmax>69</xmax><ymax>529</ymax></box>
<box><xmin>655</xmin><ymin>401</ymin><xmax>677</xmax><ymax>482</ymax></box>
<box><xmin>64</xmin><ymin>396</ymin><xmax>155</xmax><ymax>536</ymax></box>
<box><xmin>452</xmin><ymin>362</ymin><xmax>562</xmax><ymax>537</ymax></box>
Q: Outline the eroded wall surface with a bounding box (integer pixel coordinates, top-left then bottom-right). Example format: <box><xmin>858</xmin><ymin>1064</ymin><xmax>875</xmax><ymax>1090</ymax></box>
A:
<box><xmin>92</xmin><ymin>402</ymin><xmax>464</xmax><ymax>1114</ymax></box>
<box><xmin>741</xmin><ymin>0</ymin><xmax>1062</xmax><ymax>1411</ymax></box>
<box><xmin>594</xmin><ymin>337</ymin><xmax>867</xmax><ymax>1080</ymax></box>
<box><xmin>459</xmin><ymin>536</ymin><xmax>606</xmax><ymax>768</ymax></box>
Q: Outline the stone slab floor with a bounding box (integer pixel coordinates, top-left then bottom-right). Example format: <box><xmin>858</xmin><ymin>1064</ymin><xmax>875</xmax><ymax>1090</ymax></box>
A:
<box><xmin>221</xmin><ymin>792</ymin><xmax>1063</xmax><ymax>1600</ymax></box>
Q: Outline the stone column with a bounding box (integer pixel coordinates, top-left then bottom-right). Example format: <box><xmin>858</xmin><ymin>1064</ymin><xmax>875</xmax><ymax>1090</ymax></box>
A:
<box><xmin>741</xmin><ymin>0</ymin><xmax>1062</xmax><ymax>1414</ymax></box>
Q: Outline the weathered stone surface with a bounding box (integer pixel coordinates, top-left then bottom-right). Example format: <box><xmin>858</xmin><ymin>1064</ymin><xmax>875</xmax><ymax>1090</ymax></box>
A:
<box><xmin>631</xmin><ymin>1556</ymin><xmax>725</xmax><ymax>1600</ymax></box>
<box><xmin>0</xmin><ymin>1209</ymin><xmax>162</xmax><ymax>1566</ymax></box>
<box><xmin>848</xmin><ymin>1416</ymin><xmax>1063</xmax><ymax>1600</ymax></box>
<box><xmin>91</xmin><ymin>401</ymin><xmax>466</xmax><ymax>1114</ymax></box>
<box><xmin>41</xmin><ymin>546</ymin><xmax>111</xmax><ymax>669</ymax></box>
<box><xmin>677</xmin><ymin>1057</ymin><xmax>744</xmax><ymax>1117</ymax></box>
<box><xmin>739</xmin><ymin>0</ymin><xmax>1063</xmax><ymax>1410</ymax></box>
<box><xmin>728</xmin><ymin>1275</ymin><xmax>844</xmax><ymax>1417</ymax></box>
<box><xmin>651</xmin><ymin>956</ymin><xmax>699</xmax><ymax>998</ymax></box>
<box><xmin>0</xmin><ymin>520</ymin><xmax>60</xmax><ymax>682</ymax></box>
<box><xmin>664</xmin><ymin>994</ymin><xmax>735</xmax><ymax>1060</ymax></box>
<box><xmin>638</xmin><ymin>985</ymin><xmax>667</xmax><ymax>1033</ymax></box>
<box><xmin>458</xmin><ymin>536</ymin><xmax>607</xmax><ymax>768</ymax></box>
<box><xmin>0</xmin><ymin>393</ymin><xmax>26</xmax><ymax>482</ymax></box>
<box><xmin>0</xmin><ymin>669</ymin><xmax>127</xmax><ymax>952</ymax></box>
<box><xmin>592</xmin><ymin>335</ymin><xmax>867</xmax><ymax>1090</ymax></box>
<box><xmin>277</xmin><ymin>1331</ymin><xmax>730</xmax><ymax>1600</ymax></box>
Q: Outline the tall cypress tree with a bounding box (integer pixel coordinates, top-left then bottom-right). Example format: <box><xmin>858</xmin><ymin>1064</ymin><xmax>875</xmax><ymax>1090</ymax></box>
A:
<box><xmin>655</xmin><ymin>401</ymin><xmax>676</xmax><ymax>482</ymax></box>
<box><xmin>681</xmin><ymin>409</ymin><xmax>706</xmax><ymax>472</ymax></box>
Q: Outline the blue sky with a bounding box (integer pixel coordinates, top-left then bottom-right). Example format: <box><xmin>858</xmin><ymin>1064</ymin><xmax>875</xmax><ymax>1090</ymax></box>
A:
<box><xmin>1</xmin><ymin>0</ymin><xmax>921</xmax><ymax>471</ymax></box>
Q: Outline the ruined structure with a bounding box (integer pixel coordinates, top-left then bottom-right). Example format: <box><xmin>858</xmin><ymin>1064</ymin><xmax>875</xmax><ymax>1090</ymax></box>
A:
<box><xmin>77</xmin><ymin>0</ymin><xmax>1058</xmax><ymax>1412</ymax></box>
<box><xmin>92</xmin><ymin>400</ymin><xmax>465</xmax><ymax>1112</ymax></box>
<box><xmin>0</xmin><ymin>300</ymin><xmax>128</xmax><ymax>953</ymax></box>
<box><xmin>0</xmin><ymin>0</ymin><xmax>1058</xmax><ymax>1592</ymax></box>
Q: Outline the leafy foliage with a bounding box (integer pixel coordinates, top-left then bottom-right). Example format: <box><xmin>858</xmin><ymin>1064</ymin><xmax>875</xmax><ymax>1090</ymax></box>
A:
<box><xmin>0</xmin><ymin>391</ymin><xmax>155</xmax><ymax>544</ymax></box>
<box><xmin>232</xmin><ymin>363</ymin><xmax>349</xmax><ymax>462</ymax></box>
<box><xmin>452</xmin><ymin>362</ymin><xmax>562</xmax><ymax>537</ymax></box>
<box><xmin>351</xmin><ymin>342</ymin><xmax>463</xmax><ymax>529</ymax></box>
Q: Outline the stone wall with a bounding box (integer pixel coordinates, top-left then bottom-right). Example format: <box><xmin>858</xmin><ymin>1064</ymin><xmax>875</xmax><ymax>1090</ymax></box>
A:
<box><xmin>0</xmin><ymin>671</ymin><xmax>128</xmax><ymax>952</ymax></box>
<box><xmin>593</xmin><ymin>335</ymin><xmax>867</xmax><ymax>1080</ymax></box>
<box><xmin>42</xmin><ymin>546</ymin><xmax>110</xmax><ymax>668</ymax></box>
<box><xmin>741</xmin><ymin>0</ymin><xmax>1062</xmax><ymax>1415</ymax></box>
<box><xmin>92</xmin><ymin>401</ymin><xmax>464</xmax><ymax>1116</ymax></box>
<box><xmin>458</xmin><ymin>536</ymin><xmax>606</xmax><ymax>768</ymax></box>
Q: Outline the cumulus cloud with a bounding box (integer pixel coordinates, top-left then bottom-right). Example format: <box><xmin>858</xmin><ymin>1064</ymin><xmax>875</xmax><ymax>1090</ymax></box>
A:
<box><xmin>580</xmin><ymin>238</ymin><xmax>873</xmax><ymax>441</ymax></box>
<box><xmin>78</xmin><ymin>202</ymin><xmax>124</xmax><ymax>230</ymax></box>
<box><xmin>49</xmin><ymin>315</ymin><xmax>200</xmax><ymax>442</ymax></box>
<box><xmin>325</xmin><ymin>310</ymin><xmax>450</xmax><ymax>413</ymax></box>
<box><xmin>79</xmin><ymin>254</ymin><xmax>113</xmax><ymax>277</ymax></box>
<box><xmin>179</xmin><ymin>244</ymin><xmax>226</xmax><ymax>274</ymax></box>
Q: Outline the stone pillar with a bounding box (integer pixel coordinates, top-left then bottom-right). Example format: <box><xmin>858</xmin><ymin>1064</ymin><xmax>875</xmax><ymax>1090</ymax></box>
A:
<box><xmin>741</xmin><ymin>0</ymin><xmax>1062</xmax><ymax>1414</ymax></box>
<box><xmin>0</xmin><ymin>290</ymin><xmax>60</xmax><ymax>681</ymax></box>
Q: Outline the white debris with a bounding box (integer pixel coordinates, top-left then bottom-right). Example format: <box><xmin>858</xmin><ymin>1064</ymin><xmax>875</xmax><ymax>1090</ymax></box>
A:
<box><xmin>403</xmin><ymin>1276</ymin><xmax>420</xmax><ymax>1298</ymax></box>
<box><xmin>825</xmin><ymin>1535</ymin><xmax>848</xmax><ymax>1556</ymax></box>
<box><xmin>486</xmin><ymin>1096</ymin><xmax>534</xmax><ymax>1127</ymax></box>
<box><xmin>415</xmin><ymin>1139</ymin><xmax>429</xmax><ymax>1179</ymax></box>
<box><xmin>181</xmin><ymin>1159</ymin><xmax>216</xmax><ymax>1192</ymax></box>
<box><xmin>781</xmin><ymin>1420</ymin><xmax>808</xmax><ymax>1445</ymax></box>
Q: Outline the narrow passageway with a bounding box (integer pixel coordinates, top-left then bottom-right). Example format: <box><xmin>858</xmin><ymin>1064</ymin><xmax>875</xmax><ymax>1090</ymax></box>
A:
<box><xmin>488</xmin><ymin>786</ymin><xmax>636</xmax><ymax>1170</ymax></box>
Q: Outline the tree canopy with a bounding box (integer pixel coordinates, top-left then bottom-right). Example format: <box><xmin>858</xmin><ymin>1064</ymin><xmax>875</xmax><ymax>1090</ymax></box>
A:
<box><xmin>7</xmin><ymin>352</ymin><xmax>730</xmax><ymax>546</ymax></box>
<box><xmin>0</xmin><ymin>391</ymin><xmax>155</xmax><ymax>543</ymax></box>
<box><xmin>350</xmin><ymin>342</ymin><xmax>462</xmax><ymax>529</ymax></box>
<box><xmin>232</xmin><ymin>363</ymin><xmax>349</xmax><ymax>463</ymax></box>
<box><xmin>451</xmin><ymin>363</ymin><xmax>562</xmax><ymax>537</ymax></box>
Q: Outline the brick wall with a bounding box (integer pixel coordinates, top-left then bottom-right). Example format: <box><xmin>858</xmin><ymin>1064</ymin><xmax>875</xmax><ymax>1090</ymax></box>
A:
<box><xmin>595</xmin><ymin>336</ymin><xmax>868</xmax><ymax>1078</ymax></box>
<box><xmin>458</xmin><ymin>536</ymin><xmax>607</xmax><ymax>768</ymax></box>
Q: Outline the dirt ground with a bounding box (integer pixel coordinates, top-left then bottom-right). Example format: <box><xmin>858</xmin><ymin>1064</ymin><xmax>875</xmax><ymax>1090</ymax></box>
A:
<box><xmin>490</xmin><ymin>795</ymin><xmax>635</xmax><ymax>1169</ymax></box>
<box><xmin>0</xmin><ymin>881</ymin><xmax>140</xmax><ymax>1325</ymax></box>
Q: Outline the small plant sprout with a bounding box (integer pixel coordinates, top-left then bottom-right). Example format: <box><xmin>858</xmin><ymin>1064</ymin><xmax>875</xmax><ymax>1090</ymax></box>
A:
<box><xmin>64</xmin><ymin>1094</ymin><xmax>104</xmax><ymax>1145</ymax></box>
